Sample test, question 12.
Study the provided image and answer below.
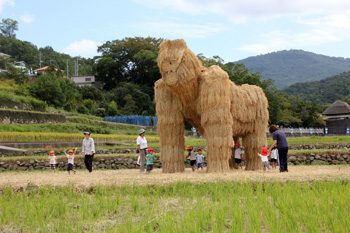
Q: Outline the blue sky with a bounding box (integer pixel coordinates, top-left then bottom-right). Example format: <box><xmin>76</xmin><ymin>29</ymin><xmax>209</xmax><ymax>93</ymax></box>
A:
<box><xmin>1</xmin><ymin>0</ymin><xmax>350</xmax><ymax>62</ymax></box>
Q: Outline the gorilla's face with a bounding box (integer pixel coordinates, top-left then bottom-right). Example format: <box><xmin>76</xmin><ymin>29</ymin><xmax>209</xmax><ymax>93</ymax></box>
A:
<box><xmin>159</xmin><ymin>50</ymin><xmax>184</xmax><ymax>87</ymax></box>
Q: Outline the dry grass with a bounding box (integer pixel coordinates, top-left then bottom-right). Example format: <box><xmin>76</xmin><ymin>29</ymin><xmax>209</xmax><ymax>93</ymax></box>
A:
<box><xmin>1</xmin><ymin>165</ymin><xmax>349</xmax><ymax>189</ymax></box>
<box><xmin>155</xmin><ymin>39</ymin><xmax>269</xmax><ymax>173</ymax></box>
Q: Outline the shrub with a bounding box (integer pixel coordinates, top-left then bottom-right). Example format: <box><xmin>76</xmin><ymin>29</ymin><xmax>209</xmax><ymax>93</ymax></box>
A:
<box><xmin>77</xmin><ymin>105</ymin><xmax>89</xmax><ymax>115</ymax></box>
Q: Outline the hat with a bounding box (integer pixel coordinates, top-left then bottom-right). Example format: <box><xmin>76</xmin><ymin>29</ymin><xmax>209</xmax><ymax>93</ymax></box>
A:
<box><xmin>139</xmin><ymin>129</ymin><xmax>145</xmax><ymax>135</ymax></box>
<box><xmin>235</xmin><ymin>143</ymin><xmax>241</xmax><ymax>147</ymax></box>
<box><xmin>148</xmin><ymin>148</ymin><xmax>154</xmax><ymax>153</ymax></box>
<box><xmin>186</xmin><ymin>145</ymin><xmax>192</xmax><ymax>150</ymax></box>
<box><xmin>49</xmin><ymin>150</ymin><xmax>55</xmax><ymax>154</ymax></box>
<box><xmin>68</xmin><ymin>149</ymin><xmax>74</xmax><ymax>153</ymax></box>
<box><xmin>261</xmin><ymin>147</ymin><xmax>268</xmax><ymax>156</ymax></box>
<box><xmin>84</xmin><ymin>131</ymin><xmax>90</xmax><ymax>135</ymax></box>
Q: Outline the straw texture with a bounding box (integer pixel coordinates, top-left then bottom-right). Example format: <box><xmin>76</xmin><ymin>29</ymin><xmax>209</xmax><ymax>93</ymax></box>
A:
<box><xmin>155</xmin><ymin>39</ymin><xmax>269</xmax><ymax>172</ymax></box>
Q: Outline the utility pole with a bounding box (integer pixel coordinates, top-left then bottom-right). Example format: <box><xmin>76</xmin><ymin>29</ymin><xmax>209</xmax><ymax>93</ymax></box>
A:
<box><xmin>74</xmin><ymin>57</ymin><xmax>80</xmax><ymax>76</ymax></box>
<box><xmin>66</xmin><ymin>59</ymin><xmax>69</xmax><ymax>77</ymax></box>
<box><xmin>49</xmin><ymin>58</ymin><xmax>53</xmax><ymax>65</ymax></box>
<box><xmin>39</xmin><ymin>53</ymin><xmax>42</xmax><ymax>68</ymax></box>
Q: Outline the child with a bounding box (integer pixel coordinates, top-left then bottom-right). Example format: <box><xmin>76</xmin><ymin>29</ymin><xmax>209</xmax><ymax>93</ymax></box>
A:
<box><xmin>258</xmin><ymin>147</ymin><xmax>271</xmax><ymax>172</ymax></box>
<box><xmin>48</xmin><ymin>150</ymin><xmax>56</xmax><ymax>172</ymax></box>
<box><xmin>196</xmin><ymin>149</ymin><xmax>205</xmax><ymax>170</ymax></box>
<box><xmin>145</xmin><ymin>148</ymin><xmax>155</xmax><ymax>174</ymax></box>
<box><xmin>270</xmin><ymin>146</ymin><xmax>278</xmax><ymax>171</ymax></box>
<box><xmin>65</xmin><ymin>148</ymin><xmax>77</xmax><ymax>175</ymax></box>
<box><xmin>186</xmin><ymin>145</ymin><xmax>196</xmax><ymax>172</ymax></box>
<box><xmin>234</xmin><ymin>143</ymin><xmax>243</xmax><ymax>169</ymax></box>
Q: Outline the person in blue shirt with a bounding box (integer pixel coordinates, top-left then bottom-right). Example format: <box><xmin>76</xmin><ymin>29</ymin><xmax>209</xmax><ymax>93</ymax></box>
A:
<box><xmin>268</xmin><ymin>125</ymin><xmax>289</xmax><ymax>172</ymax></box>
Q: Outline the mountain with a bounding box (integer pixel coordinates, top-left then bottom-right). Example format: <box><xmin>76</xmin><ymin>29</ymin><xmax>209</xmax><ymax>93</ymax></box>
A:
<box><xmin>283</xmin><ymin>71</ymin><xmax>350</xmax><ymax>105</ymax></box>
<box><xmin>235</xmin><ymin>50</ymin><xmax>350</xmax><ymax>89</ymax></box>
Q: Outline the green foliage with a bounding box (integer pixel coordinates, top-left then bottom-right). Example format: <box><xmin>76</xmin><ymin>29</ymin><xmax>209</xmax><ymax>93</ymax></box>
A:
<box><xmin>0</xmin><ymin>18</ymin><xmax>18</xmax><ymax>38</ymax></box>
<box><xmin>95</xmin><ymin>36</ymin><xmax>162</xmax><ymax>89</ymax></box>
<box><xmin>108</xmin><ymin>101</ymin><xmax>118</xmax><ymax>116</ymax></box>
<box><xmin>236</xmin><ymin>49</ymin><xmax>350</xmax><ymax>89</ymax></box>
<box><xmin>4</xmin><ymin>64</ymin><xmax>28</xmax><ymax>84</ymax></box>
<box><xmin>283</xmin><ymin>71</ymin><xmax>350</xmax><ymax>105</ymax></box>
<box><xmin>120</xmin><ymin>94</ymin><xmax>137</xmax><ymax>115</ymax></box>
<box><xmin>28</xmin><ymin>72</ymin><xmax>81</xmax><ymax>110</ymax></box>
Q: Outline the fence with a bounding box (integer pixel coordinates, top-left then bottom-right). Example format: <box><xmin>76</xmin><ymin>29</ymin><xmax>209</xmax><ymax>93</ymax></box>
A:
<box><xmin>104</xmin><ymin>115</ymin><xmax>158</xmax><ymax>127</ymax></box>
<box><xmin>267</xmin><ymin>127</ymin><xmax>325</xmax><ymax>137</ymax></box>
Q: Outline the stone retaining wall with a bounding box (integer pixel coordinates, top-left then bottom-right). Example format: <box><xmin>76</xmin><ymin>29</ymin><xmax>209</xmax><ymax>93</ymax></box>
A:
<box><xmin>0</xmin><ymin>151</ymin><xmax>349</xmax><ymax>172</ymax></box>
<box><xmin>0</xmin><ymin>109</ymin><xmax>66</xmax><ymax>124</ymax></box>
<box><xmin>0</xmin><ymin>156</ymin><xmax>163</xmax><ymax>171</ymax></box>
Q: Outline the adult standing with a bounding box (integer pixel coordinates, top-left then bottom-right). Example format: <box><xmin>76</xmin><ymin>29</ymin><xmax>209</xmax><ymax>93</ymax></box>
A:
<box><xmin>268</xmin><ymin>125</ymin><xmax>289</xmax><ymax>172</ymax></box>
<box><xmin>137</xmin><ymin>129</ymin><xmax>148</xmax><ymax>173</ymax></box>
<box><xmin>82</xmin><ymin>131</ymin><xmax>95</xmax><ymax>173</ymax></box>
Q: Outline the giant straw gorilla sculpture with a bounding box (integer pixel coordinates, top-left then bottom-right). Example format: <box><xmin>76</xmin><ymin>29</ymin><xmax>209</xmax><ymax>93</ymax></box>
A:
<box><xmin>155</xmin><ymin>39</ymin><xmax>269</xmax><ymax>173</ymax></box>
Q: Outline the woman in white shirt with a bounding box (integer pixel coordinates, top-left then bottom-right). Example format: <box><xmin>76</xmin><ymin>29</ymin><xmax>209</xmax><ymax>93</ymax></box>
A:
<box><xmin>136</xmin><ymin>129</ymin><xmax>148</xmax><ymax>172</ymax></box>
<box><xmin>82</xmin><ymin>131</ymin><xmax>95</xmax><ymax>173</ymax></box>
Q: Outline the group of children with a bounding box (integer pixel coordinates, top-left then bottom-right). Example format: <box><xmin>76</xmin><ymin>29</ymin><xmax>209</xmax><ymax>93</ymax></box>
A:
<box><xmin>186</xmin><ymin>145</ymin><xmax>205</xmax><ymax>172</ymax></box>
<box><xmin>183</xmin><ymin>143</ymin><xmax>279</xmax><ymax>172</ymax></box>
<box><xmin>48</xmin><ymin>148</ymin><xmax>77</xmax><ymax>174</ymax></box>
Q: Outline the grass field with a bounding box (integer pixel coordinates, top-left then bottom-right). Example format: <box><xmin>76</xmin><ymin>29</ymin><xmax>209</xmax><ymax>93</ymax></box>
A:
<box><xmin>0</xmin><ymin>169</ymin><xmax>349</xmax><ymax>232</ymax></box>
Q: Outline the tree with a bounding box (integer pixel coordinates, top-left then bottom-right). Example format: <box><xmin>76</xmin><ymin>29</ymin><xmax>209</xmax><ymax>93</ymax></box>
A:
<box><xmin>0</xmin><ymin>18</ymin><xmax>18</xmax><ymax>38</ymax></box>
<box><xmin>120</xmin><ymin>94</ymin><xmax>137</xmax><ymax>115</ymax></box>
<box><xmin>95</xmin><ymin>37</ymin><xmax>163</xmax><ymax>89</ymax></box>
<box><xmin>108</xmin><ymin>101</ymin><xmax>118</xmax><ymax>116</ymax></box>
<box><xmin>4</xmin><ymin>65</ymin><xmax>28</xmax><ymax>84</ymax></box>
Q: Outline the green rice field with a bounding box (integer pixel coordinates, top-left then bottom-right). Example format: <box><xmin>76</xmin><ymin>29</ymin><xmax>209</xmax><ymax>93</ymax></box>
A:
<box><xmin>1</xmin><ymin>181</ymin><xmax>349</xmax><ymax>232</ymax></box>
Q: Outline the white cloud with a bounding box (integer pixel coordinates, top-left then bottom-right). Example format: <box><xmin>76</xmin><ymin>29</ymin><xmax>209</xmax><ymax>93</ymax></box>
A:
<box><xmin>136</xmin><ymin>22</ymin><xmax>229</xmax><ymax>38</ymax></box>
<box><xmin>0</xmin><ymin>0</ymin><xmax>14</xmax><ymax>13</ymax></box>
<box><xmin>238</xmin><ymin>12</ymin><xmax>350</xmax><ymax>54</ymax></box>
<box><xmin>20</xmin><ymin>12</ymin><xmax>35</xmax><ymax>23</ymax></box>
<box><xmin>62</xmin><ymin>39</ymin><xmax>102</xmax><ymax>58</ymax></box>
<box><xmin>134</xmin><ymin>0</ymin><xmax>350</xmax><ymax>23</ymax></box>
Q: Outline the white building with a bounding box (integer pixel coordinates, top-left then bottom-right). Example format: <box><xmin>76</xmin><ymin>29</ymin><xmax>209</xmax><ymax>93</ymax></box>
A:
<box><xmin>71</xmin><ymin>75</ymin><xmax>98</xmax><ymax>87</ymax></box>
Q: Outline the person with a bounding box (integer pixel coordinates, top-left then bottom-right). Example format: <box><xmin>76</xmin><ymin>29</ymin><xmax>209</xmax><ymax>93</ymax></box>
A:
<box><xmin>82</xmin><ymin>131</ymin><xmax>95</xmax><ymax>173</ymax></box>
<box><xmin>137</xmin><ymin>129</ymin><xmax>148</xmax><ymax>173</ymax></box>
<box><xmin>196</xmin><ymin>148</ymin><xmax>205</xmax><ymax>170</ymax></box>
<box><xmin>270</xmin><ymin>146</ymin><xmax>278</xmax><ymax>171</ymax></box>
<box><xmin>234</xmin><ymin>143</ymin><xmax>243</xmax><ymax>169</ymax></box>
<box><xmin>136</xmin><ymin>150</ymin><xmax>141</xmax><ymax>169</ymax></box>
<box><xmin>65</xmin><ymin>148</ymin><xmax>77</xmax><ymax>175</ymax></box>
<box><xmin>48</xmin><ymin>150</ymin><xmax>56</xmax><ymax>172</ymax></box>
<box><xmin>145</xmin><ymin>148</ymin><xmax>155</xmax><ymax>174</ymax></box>
<box><xmin>186</xmin><ymin>145</ymin><xmax>196</xmax><ymax>172</ymax></box>
<box><xmin>258</xmin><ymin>147</ymin><xmax>271</xmax><ymax>172</ymax></box>
<box><xmin>268</xmin><ymin>125</ymin><xmax>289</xmax><ymax>172</ymax></box>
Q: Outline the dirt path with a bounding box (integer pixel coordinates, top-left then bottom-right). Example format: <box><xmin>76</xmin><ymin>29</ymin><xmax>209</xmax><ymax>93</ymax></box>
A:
<box><xmin>0</xmin><ymin>165</ymin><xmax>349</xmax><ymax>188</ymax></box>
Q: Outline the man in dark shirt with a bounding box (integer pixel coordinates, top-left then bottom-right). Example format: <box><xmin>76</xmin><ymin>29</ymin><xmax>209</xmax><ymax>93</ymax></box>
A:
<box><xmin>268</xmin><ymin>125</ymin><xmax>289</xmax><ymax>172</ymax></box>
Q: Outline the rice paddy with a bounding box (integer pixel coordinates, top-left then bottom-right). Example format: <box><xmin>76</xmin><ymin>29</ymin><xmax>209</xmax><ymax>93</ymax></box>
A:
<box><xmin>0</xmin><ymin>176</ymin><xmax>349</xmax><ymax>232</ymax></box>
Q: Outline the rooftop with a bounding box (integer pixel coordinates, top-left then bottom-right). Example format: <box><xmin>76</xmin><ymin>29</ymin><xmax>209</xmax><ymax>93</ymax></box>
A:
<box><xmin>322</xmin><ymin>100</ymin><xmax>350</xmax><ymax>116</ymax></box>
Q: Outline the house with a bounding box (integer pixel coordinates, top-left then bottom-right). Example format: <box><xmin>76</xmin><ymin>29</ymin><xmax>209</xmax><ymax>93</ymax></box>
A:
<box><xmin>322</xmin><ymin>100</ymin><xmax>350</xmax><ymax>135</ymax></box>
<box><xmin>0</xmin><ymin>52</ymin><xmax>11</xmax><ymax>59</ymax></box>
<box><xmin>71</xmin><ymin>75</ymin><xmax>99</xmax><ymax>88</ymax></box>
<box><xmin>13</xmin><ymin>61</ymin><xmax>26</xmax><ymax>70</ymax></box>
<box><xmin>33</xmin><ymin>66</ymin><xmax>60</xmax><ymax>74</ymax></box>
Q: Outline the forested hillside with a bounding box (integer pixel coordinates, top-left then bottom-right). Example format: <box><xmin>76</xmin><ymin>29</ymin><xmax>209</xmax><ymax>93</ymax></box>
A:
<box><xmin>0</xmin><ymin>36</ymin><xmax>93</xmax><ymax>76</ymax></box>
<box><xmin>236</xmin><ymin>50</ymin><xmax>350</xmax><ymax>89</ymax></box>
<box><xmin>283</xmin><ymin>71</ymin><xmax>350</xmax><ymax>105</ymax></box>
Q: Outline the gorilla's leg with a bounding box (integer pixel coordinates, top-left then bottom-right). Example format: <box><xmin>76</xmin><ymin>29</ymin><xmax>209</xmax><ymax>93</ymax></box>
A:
<box><xmin>155</xmin><ymin>80</ymin><xmax>185</xmax><ymax>173</ymax></box>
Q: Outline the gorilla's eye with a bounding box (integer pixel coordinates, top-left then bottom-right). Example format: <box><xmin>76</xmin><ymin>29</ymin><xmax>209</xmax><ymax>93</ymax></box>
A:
<box><xmin>169</xmin><ymin>61</ymin><xmax>172</xmax><ymax>65</ymax></box>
